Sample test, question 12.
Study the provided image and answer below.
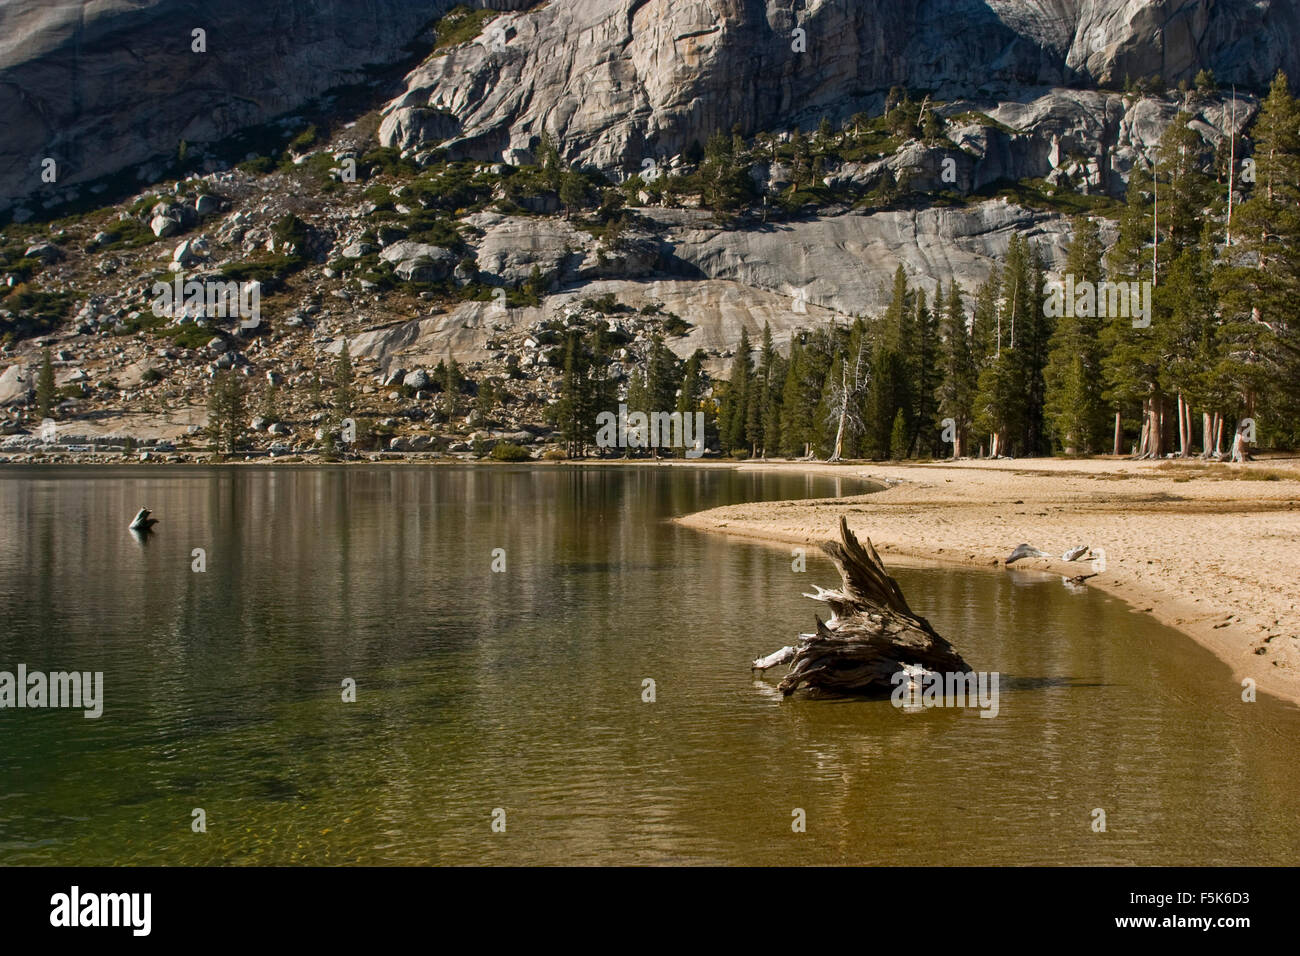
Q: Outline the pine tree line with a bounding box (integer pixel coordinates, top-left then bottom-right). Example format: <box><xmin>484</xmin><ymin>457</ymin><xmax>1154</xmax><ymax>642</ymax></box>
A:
<box><xmin>536</xmin><ymin>73</ymin><xmax>1300</xmax><ymax>461</ymax></box>
<box><xmin>550</xmin><ymin>327</ymin><xmax>714</xmax><ymax>458</ymax></box>
<box><xmin>709</xmin><ymin>72</ymin><xmax>1300</xmax><ymax>460</ymax></box>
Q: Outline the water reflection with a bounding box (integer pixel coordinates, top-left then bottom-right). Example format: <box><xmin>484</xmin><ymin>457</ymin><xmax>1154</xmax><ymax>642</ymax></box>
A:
<box><xmin>0</xmin><ymin>465</ymin><xmax>1297</xmax><ymax>865</ymax></box>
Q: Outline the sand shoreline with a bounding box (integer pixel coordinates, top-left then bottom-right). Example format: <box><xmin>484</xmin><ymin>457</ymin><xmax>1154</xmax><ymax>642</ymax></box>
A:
<box><xmin>675</xmin><ymin>457</ymin><xmax>1300</xmax><ymax>708</ymax></box>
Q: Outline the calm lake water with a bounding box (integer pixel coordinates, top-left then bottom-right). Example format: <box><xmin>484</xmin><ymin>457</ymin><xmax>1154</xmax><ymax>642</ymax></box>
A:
<box><xmin>1</xmin><ymin>464</ymin><xmax>1297</xmax><ymax>866</ymax></box>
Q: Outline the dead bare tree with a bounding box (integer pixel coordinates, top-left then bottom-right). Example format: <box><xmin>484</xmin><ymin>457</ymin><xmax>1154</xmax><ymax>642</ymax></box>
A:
<box><xmin>825</xmin><ymin>337</ymin><xmax>869</xmax><ymax>462</ymax></box>
<box><xmin>753</xmin><ymin>517</ymin><xmax>971</xmax><ymax>696</ymax></box>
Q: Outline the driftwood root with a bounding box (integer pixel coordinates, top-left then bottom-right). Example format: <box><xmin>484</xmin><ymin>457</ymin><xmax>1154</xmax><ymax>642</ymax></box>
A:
<box><xmin>756</xmin><ymin>517</ymin><xmax>971</xmax><ymax>697</ymax></box>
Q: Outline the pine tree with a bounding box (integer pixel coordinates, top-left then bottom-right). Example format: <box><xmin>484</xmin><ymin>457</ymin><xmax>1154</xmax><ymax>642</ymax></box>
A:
<box><xmin>780</xmin><ymin>338</ymin><xmax>812</xmax><ymax>456</ymax></box>
<box><xmin>1044</xmin><ymin>217</ymin><xmax>1108</xmax><ymax>453</ymax></box>
<box><xmin>558</xmin><ymin>170</ymin><xmax>586</xmax><ymax>219</ymax></box>
<box><xmin>555</xmin><ymin>333</ymin><xmax>588</xmax><ymax>457</ymax></box>
<box><xmin>586</xmin><ymin>327</ymin><xmax>617</xmax><ymax>455</ymax></box>
<box><xmin>36</xmin><ymin>347</ymin><xmax>55</xmax><ymax>420</ymax></box>
<box><xmin>643</xmin><ymin>337</ymin><xmax>682</xmax><ymax>456</ymax></box>
<box><xmin>754</xmin><ymin>323</ymin><xmax>777</xmax><ymax>457</ymax></box>
<box><xmin>973</xmin><ymin>351</ymin><xmax>1021</xmax><ymax>458</ymax></box>
<box><xmin>972</xmin><ymin>235</ymin><xmax>1037</xmax><ymax>456</ymax></box>
<box><xmin>259</xmin><ymin>382</ymin><xmax>281</xmax><ymax>423</ymax></box>
<box><xmin>884</xmin><ymin>267</ymin><xmax>914</xmax><ymax>424</ymax></box>
<box><xmin>1155</xmin><ymin>111</ymin><xmax>1214</xmax><ymax>256</ymax></box>
<box><xmin>677</xmin><ymin>349</ymin><xmax>705</xmax><ymax>415</ymax></box>
<box><xmin>334</xmin><ymin>338</ymin><xmax>356</xmax><ymax>418</ymax></box>
<box><xmin>935</xmin><ymin>282</ymin><xmax>974</xmax><ymax>457</ymax></box>
<box><xmin>1020</xmin><ymin>240</ymin><xmax>1051</xmax><ymax>455</ymax></box>
<box><xmin>442</xmin><ymin>354</ymin><xmax>462</xmax><ymax>421</ymax></box>
<box><xmin>700</xmin><ymin>131</ymin><xmax>749</xmax><ymax>212</ymax></box>
<box><xmin>720</xmin><ymin>328</ymin><xmax>753</xmax><ymax>454</ymax></box>
<box><xmin>970</xmin><ymin>267</ymin><xmax>1000</xmax><ymax>370</ymax></box>
<box><xmin>910</xmin><ymin>288</ymin><xmax>940</xmax><ymax>456</ymax></box>
<box><xmin>803</xmin><ymin>326</ymin><xmax>838</xmax><ymax>456</ymax></box>
<box><xmin>1104</xmin><ymin>172</ymin><xmax>1164</xmax><ymax>457</ymax></box>
<box><xmin>764</xmin><ymin>351</ymin><xmax>787</xmax><ymax>456</ymax></box>
<box><xmin>1215</xmin><ymin>71</ymin><xmax>1300</xmax><ymax>446</ymax></box>
<box><xmin>1161</xmin><ymin>248</ymin><xmax>1218</xmax><ymax>456</ymax></box>
<box><xmin>524</xmin><ymin>265</ymin><xmax>545</xmax><ymax>304</ymax></box>
<box><xmin>963</xmin><ymin>272</ymin><xmax>1003</xmax><ymax>454</ymax></box>
<box><xmin>207</xmin><ymin>370</ymin><xmax>246</xmax><ymax>457</ymax></box>
<box><xmin>645</xmin><ymin>337</ymin><xmax>681</xmax><ymax>412</ymax></box>
<box><xmin>864</xmin><ymin>267</ymin><xmax>914</xmax><ymax>458</ymax></box>
<box><xmin>888</xmin><ymin>408</ymin><xmax>909</xmax><ymax>459</ymax></box>
<box><xmin>865</xmin><ymin>344</ymin><xmax>904</xmax><ymax>459</ymax></box>
<box><xmin>676</xmin><ymin>348</ymin><xmax>709</xmax><ymax>457</ymax></box>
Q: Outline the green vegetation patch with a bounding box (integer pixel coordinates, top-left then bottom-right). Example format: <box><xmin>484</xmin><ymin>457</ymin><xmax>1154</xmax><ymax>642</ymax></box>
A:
<box><xmin>0</xmin><ymin>284</ymin><xmax>74</xmax><ymax>343</ymax></box>
<box><xmin>97</xmin><ymin>216</ymin><xmax>158</xmax><ymax>250</ymax></box>
<box><xmin>433</xmin><ymin>6</ymin><xmax>498</xmax><ymax>53</ymax></box>
<box><xmin>489</xmin><ymin>442</ymin><xmax>532</xmax><ymax>461</ymax></box>
<box><xmin>220</xmin><ymin>254</ymin><xmax>307</xmax><ymax>293</ymax></box>
<box><xmin>983</xmin><ymin>178</ymin><xmax>1123</xmax><ymax>217</ymax></box>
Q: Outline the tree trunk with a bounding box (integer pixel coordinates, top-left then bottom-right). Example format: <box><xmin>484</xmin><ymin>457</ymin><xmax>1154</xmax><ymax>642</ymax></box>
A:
<box><xmin>1177</xmin><ymin>394</ymin><xmax>1190</xmax><ymax>458</ymax></box>
<box><xmin>1113</xmin><ymin>411</ymin><xmax>1123</xmax><ymax>456</ymax></box>
<box><xmin>829</xmin><ymin>373</ymin><xmax>847</xmax><ymax>462</ymax></box>
<box><xmin>752</xmin><ymin>517</ymin><xmax>971</xmax><ymax>696</ymax></box>
<box><xmin>1137</xmin><ymin>396</ymin><xmax>1165</xmax><ymax>459</ymax></box>
<box><xmin>1231</xmin><ymin>427</ymin><xmax>1247</xmax><ymax>463</ymax></box>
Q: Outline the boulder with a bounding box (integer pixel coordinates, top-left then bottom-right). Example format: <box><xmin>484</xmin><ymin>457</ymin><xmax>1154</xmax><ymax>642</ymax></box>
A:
<box><xmin>24</xmin><ymin>242</ymin><xmax>63</xmax><ymax>264</ymax></box>
<box><xmin>380</xmin><ymin>241</ymin><xmax>457</xmax><ymax>282</ymax></box>
<box><xmin>150</xmin><ymin>215</ymin><xmax>180</xmax><ymax>238</ymax></box>
<box><xmin>402</xmin><ymin>369</ymin><xmax>430</xmax><ymax>390</ymax></box>
<box><xmin>172</xmin><ymin>239</ymin><xmax>203</xmax><ymax>265</ymax></box>
<box><xmin>341</xmin><ymin>241</ymin><xmax>376</xmax><ymax>259</ymax></box>
<box><xmin>0</xmin><ymin>363</ymin><xmax>32</xmax><ymax>405</ymax></box>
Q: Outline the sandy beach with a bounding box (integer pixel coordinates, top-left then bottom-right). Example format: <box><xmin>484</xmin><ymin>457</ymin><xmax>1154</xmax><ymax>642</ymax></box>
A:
<box><xmin>677</xmin><ymin>457</ymin><xmax>1300</xmax><ymax>707</ymax></box>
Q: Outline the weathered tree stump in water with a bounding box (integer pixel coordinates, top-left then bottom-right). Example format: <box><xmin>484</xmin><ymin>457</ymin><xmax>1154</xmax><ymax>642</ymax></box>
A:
<box><xmin>753</xmin><ymin>517</ymin><xmax>971</xmax><ymax>696</ymax></box>
<box><xmin>129</xmin><ymin>508</ymin><xmax>158</xmax><ymax>532</ymax></box>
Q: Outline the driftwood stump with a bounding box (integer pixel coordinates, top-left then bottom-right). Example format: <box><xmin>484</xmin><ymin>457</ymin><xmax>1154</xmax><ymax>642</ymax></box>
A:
<box><xmin>754</xmin><ymin>517</ymin><xmax>971</xmax><ymax>696</ymax></box>
<box><xmin>129</xmin><ymin>507</ymin><xmax>158</xmax><ymax>532</ymax></box>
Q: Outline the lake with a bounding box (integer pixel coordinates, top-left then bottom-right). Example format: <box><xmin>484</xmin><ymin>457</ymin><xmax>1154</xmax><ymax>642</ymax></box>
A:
<box><xmin>1</xmin><ymin>464</ymin><xmax>1297</xmax><ymax>865</ymax></box>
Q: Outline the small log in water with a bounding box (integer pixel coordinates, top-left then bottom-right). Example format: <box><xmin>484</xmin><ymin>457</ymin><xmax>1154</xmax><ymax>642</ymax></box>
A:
<box><xmin>753</xmin><ymin>516</ymin><xmax>971</xmax><ymax>696</ymax></box>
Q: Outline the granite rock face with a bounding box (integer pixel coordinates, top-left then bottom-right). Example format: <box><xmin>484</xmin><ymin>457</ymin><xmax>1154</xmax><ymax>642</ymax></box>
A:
<box><xmin>648</xmin><ymin>200</ymin><xmax>1078</xmax><ymax>317</ymax></box>
<box><xmin>0</xmin><ymin>0</ymin><xmax>464</xmax><ymax>213</ymax></box>
<box><xmin>321</xmin><ymin>196</ymin><xmax>1080</xmax><ymax>376</ymax></box>
<box><xmin>3</xmin><ymin>1</ymin><xmax>1294</xmax><ymax>214</ymax></box>
<box><xmin>379</xmin><ymin>0</ymin><xmax>1296</xmax><ymax>177</ymax></box>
